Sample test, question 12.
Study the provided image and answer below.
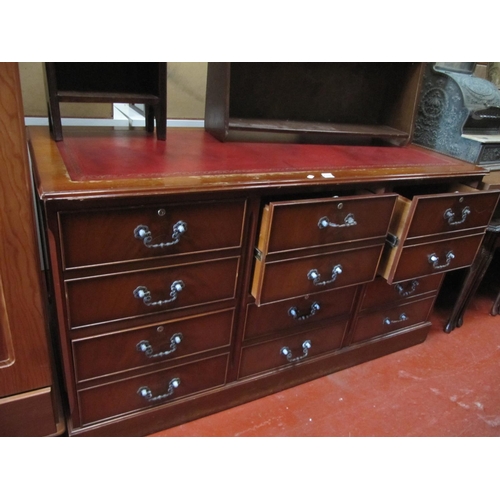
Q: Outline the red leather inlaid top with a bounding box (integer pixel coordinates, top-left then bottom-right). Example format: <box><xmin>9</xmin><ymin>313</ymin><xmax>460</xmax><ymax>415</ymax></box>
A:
<box><xmin>56</xmin><ymin>128</ymin><xmax>458</xmax><ymax>181</ymax></box>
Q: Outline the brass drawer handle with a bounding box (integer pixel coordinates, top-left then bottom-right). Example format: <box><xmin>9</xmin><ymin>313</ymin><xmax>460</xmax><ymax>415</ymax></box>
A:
<box><xmin>307</xmin><ymin>265</ymin><xmax>343</xmax><ymax>286</ymax></box>
<box><xmin>428</xmin><ymin>251</ymin><xmax>455</xmax><ymax>269</ymax></box>
<box><xmin>443</xmin><ymin>206</ymin><xmax>470</xmax><ymax>226</ymax></box>
<box><xmin>383</xmin><ymin>313</ymin><xmax>408</xmax><ymax>326</ymax></box>
<box><xmin>288</xmin><ymin>302</ymin><xmax>320</xmax><ymax>321</ymax></box>
<box><xmin>318</xmin><ymin>213</ymin><xmax>357</xmax><ymax>229</ymax></box>
<box><xmin>281</xmin><ymin>340</ymin><xmax>312</xmax><ymax>362</ymax></box>
<box><xmin>134</xmin><ymin>220</ymin><xmax>187</xmax><ymax>248</ymax></box>
<box><xmin>137</xmin><ymin>377</ymin><xmax>180</xmax><ymax>403</ymax></box>
<box><xmin>133</xmin><ymin>280</ymin><xmax>185</xmax><ymax>307</ymax></box>
<box><xmin>136</xmin><ymin>333</ymin><xmax>183</xmax><ymax>358</ymax></box>
<box><xmin>394</xmin><ymin>280</ymin><xmax>419</xmax><ymax>297</ymax></box>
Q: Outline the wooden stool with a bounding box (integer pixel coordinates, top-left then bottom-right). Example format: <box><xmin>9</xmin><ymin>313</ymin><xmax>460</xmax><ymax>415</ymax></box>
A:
<box><xmin>44</xmin><ymin>62</ymin><xmax>167</xmax><ymax>141</ymax></box>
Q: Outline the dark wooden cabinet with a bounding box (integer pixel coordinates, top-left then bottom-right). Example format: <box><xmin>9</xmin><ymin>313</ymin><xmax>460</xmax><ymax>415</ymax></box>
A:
<box><xmin>28</xmin><ymin>124</ymin><xmax>499</xmax><ymax>436</ymax></box>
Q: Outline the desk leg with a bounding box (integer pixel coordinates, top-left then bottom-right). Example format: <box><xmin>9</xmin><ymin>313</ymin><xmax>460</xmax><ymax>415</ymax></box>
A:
<box><xmin>491</xmin><ymin>283</ymin><xmax>500</xmax><ymax>315</ymax></box>
<box><xmin>444</xmin><ymin>231</ymin><xmax>498</xmax><ymax>332</ymax></box>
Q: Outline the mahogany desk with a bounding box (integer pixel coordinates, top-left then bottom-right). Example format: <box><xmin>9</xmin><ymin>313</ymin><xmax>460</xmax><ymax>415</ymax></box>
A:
<box><xmin>28</xmin><ymin>126</ymin><xmax>499</xmax><ymax>436</ymax></box>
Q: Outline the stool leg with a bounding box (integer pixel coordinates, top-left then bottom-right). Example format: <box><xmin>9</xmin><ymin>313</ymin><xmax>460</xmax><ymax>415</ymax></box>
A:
<box><xmin>44</xmin><ymin>63</ymin><xmax>63</xmax><ymax>141</ymax></box>
<box><xmin>156</xmin><ymin>62</ymin><xmax>167</xmax><ymax>141</ymax></box>
<box><xmin>145</xmin><ymin>104</ymin><xmax>155</xmax><ymax>133</ymax></box>
<box><xmin>156</xmin><ymin>102</ymin><xmax>166</xmax><ymax>141</ymax></box>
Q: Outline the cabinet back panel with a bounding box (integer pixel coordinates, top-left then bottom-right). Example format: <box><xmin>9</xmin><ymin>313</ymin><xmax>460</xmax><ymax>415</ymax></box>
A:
<box><xmin>52</xmin><ymin>63</ymin><xmax>161</xmax><ymax>95</ymax></box>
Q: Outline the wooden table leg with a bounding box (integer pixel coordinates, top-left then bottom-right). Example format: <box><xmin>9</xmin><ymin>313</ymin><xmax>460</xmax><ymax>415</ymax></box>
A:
<box><xmin>444</xmin><ymin>229</ymin><xmax>499</xmax><ymax>332</ymax></box>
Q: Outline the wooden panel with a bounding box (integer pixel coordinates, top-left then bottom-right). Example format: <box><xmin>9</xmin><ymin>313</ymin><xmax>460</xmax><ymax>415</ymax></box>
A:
<box><xmin>361</xmin><ymin>274</ymin><xmax>443</xmax><ymax>311</ymax></box>
<box><xmin>66</xmin><ymin>257</ymin><xmax>239</xmax><ymax>329</ymax></box>
<box><xmin>0</xmin><ymin>274</ymin><xmax>14</xmax><ymax>366</ymax></box>
<box><xmin>257</xmin><ymin>193</ymin><xmax>397</xmax><ymax>254</ymax></box>
<box><xmin>59</xmin><ymin>199</ymin><xmax>246</xmax><ymax>269</ymax></box>
<box><xmin>380</xmin><ymin>186</ymin><xmax>500</xmax><ymax>282</ymax></box>
<box><xmin>388</xmin><ymin>234</ymin><xmax>484</xmax><ymax>283</ymax></box>
<box><xmin>73</xmin><ymin>309</ymin><xmax>234</xmax><ymax>381</ymax></box>
<box><xmin>239</xmin><ymin>319</ymin><xmax>348</xmax><ymax>379</ymax></box>
<box><xmin>253</xmin><ymin>244</ymin><xmax>383</xmax><ymax>304</ymax></box>
<box><xmin>245</xmin><ymin>286</ymin><xmax>356</xmax><ymax>341</ymax></box>
<box><xmin>78</xmin><ymin>354</ymin><xmax>228</xmax><ymax>425</ymax></box>
<box><xmin>0</xmin><ymin>63</ymin><xmax>53</xmax><ymax>397</ymax></box>
<box><xmin>350</xmin><ymin>296</ymin><xmax>435</xmax><ymax>344</ymax></box>
<box><xmin>406</xmin><ymin>186</ymin><xmax>499</xmax><ymax>239</ymax></box>
<box><xmin>0</xmin><ymin>387</ymin><xmax>57</xmax><ymax>436</ymax></box>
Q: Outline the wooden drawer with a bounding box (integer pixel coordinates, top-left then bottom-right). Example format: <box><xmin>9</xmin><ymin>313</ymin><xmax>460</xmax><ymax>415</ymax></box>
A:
<box><xmin>350</xmin><ymin>296</ymin><xmax>435</xmax><ymax>344</ymax></box>
<box><xmin>72</xmin><ymin>309</ymin><xmax>234</xmax><ymax>382</ymax></box>
<box><xmin>380</xmin><ymin>184</ymin><xmax>499</xmax><ymax>283</ymax></box>
<box><xmin>391</xmin><ymin>184</ymin><xmax>499</xmax><ymax>240</ymax></box>
<box><xmin>381</xmin><ymin>233</ymin><xmax>484</xmax><ymax>284</ymax></box>
<box><xmin>244</xmin><ymin>286</ymin><xmax>356</xmax><ymax>341</ymax></box>
<box><xmin>58</xmin><ymin>199</ymin><xmax>246</xmax><ymax>269</ymax></box>
<box><xmin>65</xmin><ymin>257</ymin><xmax>239</xmax><ymax>329</ymax></box>
<box><xmin>252</xmin><ymin>244</ymin><xmax>383</xmax><ymax>304</ymax></box>
<box><xmin>239</xmin><ymin>319</ymin><xmax>348</xmax><ymax>379</ymax></box>
<box><xmin>360</xmin><ymin>274</ymin><xmax>443</xmax><ymax>311</ymax></box>
<box><xmin>77</xmin><ymin>354</ymin><xmax>228</xmax><ymax>426</ymax></box>
<box><xmin>256</xmin><ymin>193</ymin><xmax>397</xmax><ymax>255</ymax></box>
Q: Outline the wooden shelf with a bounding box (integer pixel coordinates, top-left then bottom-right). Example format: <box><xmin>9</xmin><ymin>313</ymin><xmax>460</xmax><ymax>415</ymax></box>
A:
<box><xmin>228</xmin><ymin>118</ymin><xmax>410</xmax><ymax>141</ymax></box>
<box><xmin>56</xmin><ymin>91</ymin><xmax>161</xmax><ymax>105</ymax></box>
<box><xmin>206</xmin><ymin>62</ymin><xmax>424</xmax><ymax>146</ymax></box>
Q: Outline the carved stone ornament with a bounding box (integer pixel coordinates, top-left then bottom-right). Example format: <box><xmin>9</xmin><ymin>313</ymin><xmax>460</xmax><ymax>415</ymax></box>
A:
<box><xmin>479</xmin><ymin>145</ymin><xmax>500</xmax><ymax>164</ymax></box>
<box><xmin>412</xmin><ymin>63</ymin><xmax>499</xmax><ymax>164</ymax></box>
<box><xmin>450</xmin><ymin>72</ymin><xmax>500</xmax><ymax>109</ymax></box>
<box><xmin>487</xmin><ymin>62</ymin><xmax>500</xmax><ymax>89</ymax></box>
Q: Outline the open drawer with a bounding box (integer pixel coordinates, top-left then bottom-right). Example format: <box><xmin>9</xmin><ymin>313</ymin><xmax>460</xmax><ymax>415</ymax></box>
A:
<box><xmin>379</xmin><ymin>183</ymin><xmax>500</xmax><ymax>283</ymax></box>
<box><xmin>255</xmin><ymin>192</ymin><xmax>397</xmax><ymax>255</ymax></box>
<box><xmin>251</xmin><ymin>192</ymin><xmax>397</xmax><ymax>305</ymax></box>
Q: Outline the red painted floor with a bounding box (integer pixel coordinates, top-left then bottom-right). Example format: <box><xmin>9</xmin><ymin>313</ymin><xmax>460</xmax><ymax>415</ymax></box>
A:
<box><xmin>149</xmin><ymin>271</ymin><xmax>500</xmax><ymax>437</ymax></box>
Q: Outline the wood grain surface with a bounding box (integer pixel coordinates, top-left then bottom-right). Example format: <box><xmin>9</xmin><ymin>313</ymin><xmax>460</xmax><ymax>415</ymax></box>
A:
<box><xmin>0</xmin><ymin>63</ymin><xmax>52</xmax><ymax>396</ymax></box>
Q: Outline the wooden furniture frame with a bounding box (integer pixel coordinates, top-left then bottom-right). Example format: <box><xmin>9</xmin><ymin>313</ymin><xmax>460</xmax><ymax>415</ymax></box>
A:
<box><xmin>0</xmin><ymin>63</ymin><xmax>64</xmax><ymax>436</ymax></box>
<box><xmin>44</xmin><ymin>62</ymin><xmax>167</xmax><ymax>141</ymax></box>
<box><xmin>28</xmin><ymin>124</ymin><xmax>498</xmax><ymax>437</ymax></box>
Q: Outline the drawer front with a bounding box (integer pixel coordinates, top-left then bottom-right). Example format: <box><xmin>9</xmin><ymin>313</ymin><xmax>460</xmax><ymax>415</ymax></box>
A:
<box><xmin>78</xmin><ymin>354</ymin><xmax>228</xmax><ymax>425</ymax></box>
<box><xmin>254</xmin><ymin>244</ymin><xmax>383</xmax><ymax>304</ymax></box>
<box><xmin>72</xmin><ymin>309</ymin><xmax>234</xmax><ymax>381</ymax></box>
<box><xmin>361</xmin><ymin>274</ymin><xmax>443</xmax><ymax>310</ymax></box>
<box><xmin>59</xmin><ymin>199</ymin><xmax>246</xmax><ymax>269</ymax></box>
<box><xmin>66</xmin><ymin>257</ymin><xmax>239</xmax><ymax>329</ymax></box>
<box><xmin>390</xmin><ymin>233</ymin><xmax>483</xmax><ymax>283</ymax></box>
<box><xmin>259</xmin><ymin>193</ymin><xmax>397</xmax><ymax>254</ymax></box>
<box><xmin>239</xmin><ymin>320</ymin><xmax>348</xmax><ymax>379</ymax></box>
<box><xmin>407</xmin><ymin>190</ymin><xmax>498</xmax><ymax>239</ymax></box>
<box><xmin>245</xmin><ymin>286</ymin><xmax>356</xmax><ymax>341</ymax></box>
<box><xmin>350</xmin><ymin>296</ymin><xmax>435</xmax><ymax>344</ymax></box>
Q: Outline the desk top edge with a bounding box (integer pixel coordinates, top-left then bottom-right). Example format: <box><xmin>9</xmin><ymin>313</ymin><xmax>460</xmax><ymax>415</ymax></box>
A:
<box><xmin>27</xmin><ymin>126</ymin><xmax>489</xmax><ymax>201</ymax></box>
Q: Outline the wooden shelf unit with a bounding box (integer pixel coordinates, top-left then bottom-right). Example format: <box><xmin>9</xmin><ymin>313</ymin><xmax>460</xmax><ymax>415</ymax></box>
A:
<box><xmin>44</xmin><ymin>62</ymin><xmax>167</xmax><ymax>141</ymax></box>
<box><xmin>205</xmin><ymin>62</ymin><xmax>424</xmax><ymax>145</ymax></box>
